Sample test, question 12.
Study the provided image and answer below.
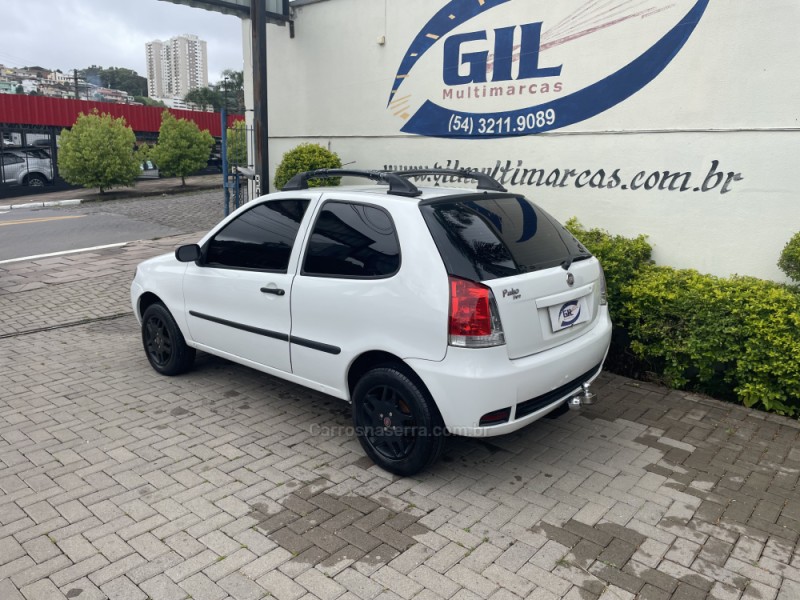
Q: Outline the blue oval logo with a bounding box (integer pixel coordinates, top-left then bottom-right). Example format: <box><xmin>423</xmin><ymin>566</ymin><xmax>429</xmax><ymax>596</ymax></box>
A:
<box><xmin>559</xmin><ymin>300</ymin><xmax>581</xmax><ymax>327</ymax></box>
<box><xmin>389</xmin><ymin>0</ymin><xmax>709</xmax><ymax>138</ymax></box>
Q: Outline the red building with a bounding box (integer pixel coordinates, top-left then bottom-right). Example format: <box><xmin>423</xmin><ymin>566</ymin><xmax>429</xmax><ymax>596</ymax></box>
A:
<box><xmin>0</xmin><ymin>94</ymin><xmax>244</xmax><ymax>194</ymax></box>
<box><xmin>0</xmin><ymin>94</ymin><xmax>242</xmax><ymax>138</ymax></box>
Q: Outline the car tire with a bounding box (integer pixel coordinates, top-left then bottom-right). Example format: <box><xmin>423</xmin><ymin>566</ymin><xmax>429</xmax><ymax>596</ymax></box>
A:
<box><xmin>25</xmin><ymin>174</ymin><xmax>46</xmax><ymax>187</ymax></box>
<box><xmin>141</xmin><ymin>303</ymin><xmax>195</xmax><ymax>376</ymax></box>
<box><xmin>352</xmin><ymin>365</ymin><xmax>445</xmax><ymax>476</ymax></box>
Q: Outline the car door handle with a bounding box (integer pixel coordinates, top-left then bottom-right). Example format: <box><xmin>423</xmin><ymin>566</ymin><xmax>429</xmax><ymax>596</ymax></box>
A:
<box><xmin>260</xmin><ymin>287</ymin><xmax>285</xmax><ymax>296</ymax></box>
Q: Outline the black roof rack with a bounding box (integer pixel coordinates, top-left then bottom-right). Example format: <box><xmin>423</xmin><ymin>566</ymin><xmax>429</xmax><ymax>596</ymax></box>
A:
<box><xmin>282</xmin><ymin>169</ymin><xmax>422</xmax><ymax>197</ymax></box>
<box><xmin>392</xmin><ymin>168</ymin><xmax>507</xmax><ymax>192</ymax></box>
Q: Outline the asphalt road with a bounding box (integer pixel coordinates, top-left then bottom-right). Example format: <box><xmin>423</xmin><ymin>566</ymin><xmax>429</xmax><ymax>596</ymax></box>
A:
<box><xmin>0</xmin><ymin>207</ymin><xmax>181</xmax><ymax>262</ymax></box>
<box><xmin>0</xmin><ymin>189</ymin><xmax>226</xmax><ymax>263</ymax></box>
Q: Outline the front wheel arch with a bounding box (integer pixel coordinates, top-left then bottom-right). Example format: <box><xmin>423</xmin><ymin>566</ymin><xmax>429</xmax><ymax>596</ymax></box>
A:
<box><xmin>137</xmin><ymin>292</ymin><xmax>164</xmax><ymax>321</ymax></box>
<box><xmin>140</xmin><ymin>301</ymin><xmax>195</xmax><ymax>376</ymax></box>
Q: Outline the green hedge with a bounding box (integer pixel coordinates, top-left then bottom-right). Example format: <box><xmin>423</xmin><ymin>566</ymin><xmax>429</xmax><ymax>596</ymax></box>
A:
<box><xmin>564</xmin><ymin>218</ymin><xmax>653</xmax><ymax>316</ymax></box>
<box><xmin>567</xmin><ymin>219</ymin><xmax>800</xmax><ymax>416</ymax></box>
<box><xmin>622</xmin><ymin>268</ymin><xmax>800</xmax><ymax>415</ymax></box>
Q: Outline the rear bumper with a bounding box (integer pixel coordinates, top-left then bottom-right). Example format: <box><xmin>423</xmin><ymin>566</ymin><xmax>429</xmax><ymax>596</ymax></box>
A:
<box><xmin>407</xmin><ymin>308</ymin><xmax>612</xmax><ymax>437</ymax></box>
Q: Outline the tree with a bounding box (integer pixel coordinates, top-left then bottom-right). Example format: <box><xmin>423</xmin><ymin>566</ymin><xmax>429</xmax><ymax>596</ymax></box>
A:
<box><xmin>151</xmin><ymin>111</ymin><xmax>214</xmax><ymax>185</ymax></box>
<box><xmin>183</xmin><ymin>70</ymin><xmax>245</xmax><ymax>113</ymax></box>
<box><xmin>226</xmin><ymin>120</ymin><xmax>248</xmax><ymax>169</ymax></box>
<box><xmin>79</xmin><ymin>65</ymin><xmax>147</xmax><ymax>97</ymax></box>
<box><xmin>58</xmin><ymin>110</ymin><xmax>140</xmax><ymax>193</ymax></box>
<box><xmin>134</xmin><ymin>96</ymin><xmax>167</xmax><ymax>108</ymax></box>
<box><xmin>184</xmin><ymin>87</ymin><xmax>222</xmax><ymax>111</ymax></box>
<box><xmin>778</xmin><ymin>232</ymin><xmax>800</xmax><ymax>283</ymax></box>
<box><xmin>218</xmin><ymin>69</ymin><xmax>245</xmax><ymax>113</ymax></box>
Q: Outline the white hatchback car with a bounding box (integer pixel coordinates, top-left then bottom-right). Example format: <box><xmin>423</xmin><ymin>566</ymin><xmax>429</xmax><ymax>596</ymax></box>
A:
<box><xmin>131</xmin><ymin>169</ymin><xmax>612</xmax><ymax>475</ymax></box>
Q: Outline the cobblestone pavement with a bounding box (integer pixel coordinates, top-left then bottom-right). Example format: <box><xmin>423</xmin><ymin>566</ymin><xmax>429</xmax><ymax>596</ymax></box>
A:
<box><xmin>1</xmin><ymin>193</ymin><xmax>799</xmax><ymax>600</ymax></box>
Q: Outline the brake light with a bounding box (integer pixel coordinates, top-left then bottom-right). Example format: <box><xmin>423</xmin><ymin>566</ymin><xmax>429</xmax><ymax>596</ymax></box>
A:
<box><xmin>448</xmin><ymin>277</ymin><xmax>505</xmax><ymax>348</ymax></box>
<box><xmin>599</xmin><ymin>265</ymin><xmax>608</xmax><ymax>306</ymax></box>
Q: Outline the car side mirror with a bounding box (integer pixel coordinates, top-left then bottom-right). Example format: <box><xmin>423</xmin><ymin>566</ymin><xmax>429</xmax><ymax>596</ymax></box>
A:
<box><xmin>175</xmin><ymin>244</ymin><xmax>201</xmax><ymax>263</ymax></box>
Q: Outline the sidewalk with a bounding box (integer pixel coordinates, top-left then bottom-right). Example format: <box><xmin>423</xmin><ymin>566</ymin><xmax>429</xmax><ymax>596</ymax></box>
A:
<box><xmin>0</xmin><ymin>189</ymin><xmax>799</xmax><ymax>600</ymax></box>
<box><xmin>0</xmin><ymin>174</ymin><xmax>222</xmax><ymax>208</ymax></box>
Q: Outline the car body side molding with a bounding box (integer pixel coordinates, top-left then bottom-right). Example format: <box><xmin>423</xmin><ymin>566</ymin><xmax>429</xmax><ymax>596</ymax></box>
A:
<box><xmin>189</xmin><ymin>310</ymin><xmax>290</xmax><ymax>342</ymax></box>
<box><xmin>290</xmin><ymin>336</ymin><xmax>341</xmax><ymax>355</ymax></box>
<box><xmin>188</xmin><ymin>311</ymin><xmax>341</xmax><ymax>355</ymax></box>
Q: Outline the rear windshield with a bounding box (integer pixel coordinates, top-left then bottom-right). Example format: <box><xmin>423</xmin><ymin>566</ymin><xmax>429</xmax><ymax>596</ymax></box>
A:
<box><xmin>420</xmin><ymin>195</ymin><xmax>590</xmax><ymax>281</ymax></box>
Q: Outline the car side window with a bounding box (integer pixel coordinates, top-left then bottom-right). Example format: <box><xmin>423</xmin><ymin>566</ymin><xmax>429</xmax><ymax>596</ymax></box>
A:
<box><xmin>1</xmin><ymin>155</ymin><xmax>23</xmax><ymax>165</ymax></box>
<box><xmin>302</xmin><ymin>201</ymin><xmax>401</xmax><ymax>278</ymax></box>
<box><xmin>204</xmin><ymin>199</ymin><xmax>310</xmax><ymax>272</ymax></box>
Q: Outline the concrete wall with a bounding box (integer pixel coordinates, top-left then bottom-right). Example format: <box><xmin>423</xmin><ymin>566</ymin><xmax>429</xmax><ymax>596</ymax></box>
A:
<box><xmin>251</xmin><ymin>0</ymin><xmax>799</xmax><ymax>281</ymax></box>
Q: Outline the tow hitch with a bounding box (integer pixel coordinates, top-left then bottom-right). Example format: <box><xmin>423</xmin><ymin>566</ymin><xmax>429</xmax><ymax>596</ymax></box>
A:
<box><xmin>568</xmin><ymin>382</ymin><xmax>597</xmax><ymax>411</ymax></box>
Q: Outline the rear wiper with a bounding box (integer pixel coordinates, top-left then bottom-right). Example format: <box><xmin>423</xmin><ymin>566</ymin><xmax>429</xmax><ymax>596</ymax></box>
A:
<box><xmin>561</xmin><ymin>253</ymin><xmax>592</xmax><ymax>270</ymax></box>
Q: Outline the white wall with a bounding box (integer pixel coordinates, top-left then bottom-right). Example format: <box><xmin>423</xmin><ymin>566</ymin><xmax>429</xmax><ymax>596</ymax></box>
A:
<box><xmin>250</xmin><ymin>0</ymin><xmax>800</xmax><ymax>281</ymax></box>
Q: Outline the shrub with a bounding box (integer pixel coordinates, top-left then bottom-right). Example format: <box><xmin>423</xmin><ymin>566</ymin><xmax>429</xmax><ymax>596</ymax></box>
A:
<box><xmin>273</xmin><ymin>143</ymin><xmax>342</xmax><ymax>190</ymax></box>
<box><xmin>58</xmin><ymin>110</ymin><xmax>140</xmax><ymax>193</ymax></box>
<box><xmin>564</xmin><ymin>218</ymin><xmax>652</xmax><ymax>315</ymax></box>
<box><xmin>778</xmin><ymin>231</ymin><xmax>800</xmax><ymax>282</ymax></box>
<box><xmin>566</xmin><ymin>219</ymin><xmax>800</xmax><ymax>416</ymax></box>
<box><xmin>622</xmin><ymin>266</ymin><xmax>800</xmax><ymax>415</ymax></box>
<box><xmin>226</xmin><ymin>120</ymin><xmax>248</xmax><ymax>170</ymax></box>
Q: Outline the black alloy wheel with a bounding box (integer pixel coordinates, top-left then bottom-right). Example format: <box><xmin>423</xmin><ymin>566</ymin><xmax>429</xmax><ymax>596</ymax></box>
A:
<box><xmin>141</xmin><ymin>303</ymin><xmax>195</xmax><ymax>376</ymax></box>
<box><xmin>359</xmin><ymin>383</ymin><xmax>417</xmax><ymax>461</ymax></box>
<box><xmin>353</xmin><ymin>365</ymin><xmax>445</xmax><ymax>476</ymax></box>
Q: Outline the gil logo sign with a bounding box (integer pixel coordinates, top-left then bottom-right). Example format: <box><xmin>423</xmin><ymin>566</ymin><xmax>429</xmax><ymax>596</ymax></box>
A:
<box><xmin>387</xmin><ymin>0</ymin><xmax>709</xmax><ymax>138</ymax></box>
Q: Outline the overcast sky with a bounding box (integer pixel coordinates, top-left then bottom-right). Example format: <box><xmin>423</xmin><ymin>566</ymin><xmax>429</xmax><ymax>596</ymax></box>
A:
<box><xmin>1</xmin><ymin>0</ymin><xmax>244</xmax><ymax>83</ymax></box>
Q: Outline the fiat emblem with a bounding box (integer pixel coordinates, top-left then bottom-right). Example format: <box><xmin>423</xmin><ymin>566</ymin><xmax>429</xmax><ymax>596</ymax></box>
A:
<box><xmin>566</xmin><ymin>273</ymin><xmax>575</xmax><ymax>286</ymax></box>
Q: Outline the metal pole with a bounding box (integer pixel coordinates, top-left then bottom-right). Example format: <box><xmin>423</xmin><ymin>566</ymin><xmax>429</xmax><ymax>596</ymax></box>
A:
<box><xmin>252</xmin><ymin>0</ymin><xmax>269</xmax><ymax>197</ymax></box>
<box><xmin>221</xmin><ymin>106</ymin><xmax>230</xmax><ymax>216</ymax></box>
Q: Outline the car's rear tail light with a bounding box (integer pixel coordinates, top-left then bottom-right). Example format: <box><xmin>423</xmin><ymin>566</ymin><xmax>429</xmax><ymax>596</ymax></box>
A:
<box><xmin>599</xmin><ymin>265</ymin><xmax>608</xmax><ymax>306</ymax></box>
<box><xmin>448</xmin><ymin>277</ymin><xmax>505</xmax><ymax>348</ymax></box>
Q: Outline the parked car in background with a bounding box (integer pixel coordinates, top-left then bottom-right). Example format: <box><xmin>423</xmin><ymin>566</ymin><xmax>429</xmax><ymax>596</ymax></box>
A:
<box><xmin>139</xmin><ymin>160</ymin><xmax>160</xmax><ymax>179</ymax></box>
<box><xmin>18</xmin><ymin>147</ymin><xmax>52</xmax><ymax>160</ymax></box>
<box><xmin>131</xmin><ymin>168</ymin><xmax>612</xmax><ymax>475</ymax></box>
<box><xmin>0</xmin><ymin>151</ymin><xmax>53</xmax><ymax>186</ymax></box>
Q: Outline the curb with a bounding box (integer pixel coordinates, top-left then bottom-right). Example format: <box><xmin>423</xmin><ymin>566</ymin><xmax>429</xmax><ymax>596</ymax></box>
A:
<box><xmin>0</xmin><ymin>199</ymin><xmax>83</xmax><ymax>210</ymax></box>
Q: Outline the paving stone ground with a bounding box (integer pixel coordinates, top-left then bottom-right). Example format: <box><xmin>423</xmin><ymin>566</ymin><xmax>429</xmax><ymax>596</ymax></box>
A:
<box><xmin>1</xmin><ymin>192</ymin><xmax>799</xmax><ymax>600</ymax></box>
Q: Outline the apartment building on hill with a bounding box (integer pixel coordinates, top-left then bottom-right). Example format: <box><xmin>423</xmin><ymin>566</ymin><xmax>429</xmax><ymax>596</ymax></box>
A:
<box><xmin>145</xmin><ymin>34</ymin><xmax>208</xmax><ymax>101</ymax></box>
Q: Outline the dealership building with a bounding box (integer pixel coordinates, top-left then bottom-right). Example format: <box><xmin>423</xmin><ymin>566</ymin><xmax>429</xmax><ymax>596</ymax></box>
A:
<box><xmin>181</xmin><ymin>0</ymin><xmax>798</xmax><ymax>282</ymax></box>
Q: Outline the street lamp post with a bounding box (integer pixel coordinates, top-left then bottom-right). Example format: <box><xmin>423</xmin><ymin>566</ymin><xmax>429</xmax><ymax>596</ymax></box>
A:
<box><xmin>221</xmin><ymin>76</ymin><xmax>230</xmax><ymax>215</ymax></box>
<box><xmin>222</xmin><ymin>76</ymin><xmax>230</xmax><ymax>114</ymax></box>
<box><xmin>252</xmin><ymin>0</ymin><xmax>268</xmax><ymax>197</ymax></box>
